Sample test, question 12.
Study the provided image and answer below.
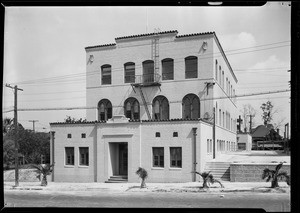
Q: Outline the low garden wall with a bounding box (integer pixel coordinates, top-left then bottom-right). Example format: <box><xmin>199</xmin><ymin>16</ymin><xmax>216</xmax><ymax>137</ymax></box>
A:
<box><xmin>230</xmin><ymin>163</ymin><xmax>290</xmax><ymax>182</ymax></box>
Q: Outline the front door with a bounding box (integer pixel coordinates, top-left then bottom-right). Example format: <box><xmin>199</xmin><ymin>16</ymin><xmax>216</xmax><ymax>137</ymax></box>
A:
<box><xmin>119</xmin><ymin>143</ymin><xmax>128</xmax><ymax>175</ymax></box>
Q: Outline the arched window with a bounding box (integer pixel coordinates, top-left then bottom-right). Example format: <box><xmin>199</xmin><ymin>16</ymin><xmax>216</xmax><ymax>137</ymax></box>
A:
<box><xmin>182</xmin><ymin>94</ymin><xmax>200</xmax><ymax>119</ymax></box>
<box><xmin>124</xmin><ymin>97</ymin><xmax>140</xmax><ymax>120</ymax></box>
<box><xmin>98</xmin><ymin>99</ymin><xmax>112</xmax><ymax>121</ymax></box>
<box><xmin>124</xmin><ymin>62</ymin><xmax>135</xmax><ymax>83</ymax></box>
<box><xmin>162</xmin><ymin>58</ymin><xmax>174</xmax><ymax>80</ymax></box>
<box><xmin>185</xmin><ymin>56</ymin><xmax>198</xmax><ymax>79</ymax></box>
<box><xmin>152</xmin><ymin>96</ymin><xmax>169</xmax><ymax>120</ymax></box>
<box><xmin>101</xmin><ymin>64</ymin><xmax>111</xmax><ymax>85</ymax></box>
<box><xmin>142</xmin><ymin>60</ymin><xmax>154</xmax><ymax>83</ymax></box>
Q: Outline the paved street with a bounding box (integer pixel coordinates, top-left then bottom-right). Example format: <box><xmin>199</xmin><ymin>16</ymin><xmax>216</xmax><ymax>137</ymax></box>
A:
<box><xmin>4</xmin><ymin>190</ymin><xmax>290</xmax><ymax>211</ymax></box>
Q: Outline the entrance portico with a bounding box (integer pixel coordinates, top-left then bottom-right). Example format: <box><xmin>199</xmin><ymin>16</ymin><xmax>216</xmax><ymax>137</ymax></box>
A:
<box><xmin>108</xmin><ymin>142</ymin><xmax>128</xmax><ymax>179</ymax></box>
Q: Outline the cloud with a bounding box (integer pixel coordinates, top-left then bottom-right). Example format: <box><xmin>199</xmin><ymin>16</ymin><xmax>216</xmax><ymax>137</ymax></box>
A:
<box><xmin>218</xmin><ymin>32</ymin><xmax>257</xmax><ymax>51</ymax></box>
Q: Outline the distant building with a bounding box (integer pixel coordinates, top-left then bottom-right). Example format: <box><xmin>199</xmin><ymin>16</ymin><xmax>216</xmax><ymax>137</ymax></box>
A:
<box><xmin>237</xmin><ymin>133</ymin><xmax>252</xmax><ymax>151</ymax></box>
<box><xmin>50</xmin><ymin>30</ymin><xmax>239</xmax><ymax>183</ymax></box>
<box><xmin>251</xmin><ymin>124</ymin><xmax>283</xmax><ymax>150</ymax></box>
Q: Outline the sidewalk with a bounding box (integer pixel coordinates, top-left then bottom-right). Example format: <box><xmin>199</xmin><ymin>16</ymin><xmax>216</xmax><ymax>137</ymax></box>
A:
<box><xmin>4</xmin><ymin>181</ymin><xmax>290</xmax><ymax>194</ymax></box>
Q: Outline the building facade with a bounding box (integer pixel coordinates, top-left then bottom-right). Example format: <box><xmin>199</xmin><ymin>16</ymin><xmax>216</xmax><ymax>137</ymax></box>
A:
<box><xmin>50</xmin><ymin>30</ymin><xmax>239</xmax><ymax>183</ymax></box>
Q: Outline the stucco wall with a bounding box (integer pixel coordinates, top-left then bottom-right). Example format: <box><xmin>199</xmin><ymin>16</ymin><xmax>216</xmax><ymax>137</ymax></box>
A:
<box><xmin>230</xmin><ymin>163</ymin><xmax>290</xmax><ymax>182</ymax></box>
<box><xmin>85</xmin><ymin>34</ymin><xmax>215</xmax><ymax>121</ymax></box>
<box><xmin>50</xmin><ymin>119</ymin><xmax>217</xmax><ymax>183</ymax></box>
<box><xmin>51</xmin><ymin>123</ymin><xmax>96</xmax><ymax>182</ymax></box>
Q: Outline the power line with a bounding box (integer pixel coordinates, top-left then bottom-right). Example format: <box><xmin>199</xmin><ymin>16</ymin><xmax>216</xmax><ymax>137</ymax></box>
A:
<box><xmin>8</xmin><ymin>41</ymin><xmax>290</xmax><ymax>86</ymax></box>
<box><xmin>3</xmin><ymin>89</ymin><xmax>288</xmax><ymax>112</ymax></box>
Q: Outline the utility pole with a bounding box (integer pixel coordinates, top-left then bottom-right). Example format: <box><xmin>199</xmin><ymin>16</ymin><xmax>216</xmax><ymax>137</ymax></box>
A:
<box><xmin>28</xmin><ymin>120</ymin><xmax>38</xmax><ymax>132</ymax></box>
<box><xmin>5</xmin><ymin>84</ymin><xmax>23</xmax><ymax>187</ymax></box>
<box><xmin>237</xmin><ymin>115</ymin><xmax>243</xmax><ymax>133</ymax></box>
<box><xmin>248</xmin><ymin>114</ymin><xmax>255</xmax><ymax>133</ymax></box>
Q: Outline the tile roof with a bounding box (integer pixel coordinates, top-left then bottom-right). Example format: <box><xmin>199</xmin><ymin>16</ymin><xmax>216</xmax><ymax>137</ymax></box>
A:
<box><xmin>175</xmin><ymin>32</ymin><xmax>214</xmax><ymax>38</ymax></box>
<box><xmin>50</xmin><ymin>118</ymin><xmax>212</xmax><ymax>125</ymax></box>
<box><xmin>115</xmin><ymin>30</ymin><xmax>178</xmax><ymax>40</ymax></box>
<box><xmin>85</xmin><ymin>43</ymin><xmax>116</xmax><ymax>50</ymax></box>
<box><xmin>85</xmin><ymin>31</ymin><xmax>216</xmax><ymax>50</ymax></box>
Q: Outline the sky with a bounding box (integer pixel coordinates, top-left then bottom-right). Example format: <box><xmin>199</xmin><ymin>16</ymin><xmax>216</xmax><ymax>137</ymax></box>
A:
<box><xmin>3</xmin><ymin>3</ymin><xmax>291</xmax><ymax>134</ymax></box>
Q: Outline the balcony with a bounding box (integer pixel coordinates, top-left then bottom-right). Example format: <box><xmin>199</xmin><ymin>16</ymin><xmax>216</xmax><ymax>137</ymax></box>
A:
<box><xmin>131</xmin><ymin>73</ymin><xmax>161</xmax><ymax>87</ymax></box>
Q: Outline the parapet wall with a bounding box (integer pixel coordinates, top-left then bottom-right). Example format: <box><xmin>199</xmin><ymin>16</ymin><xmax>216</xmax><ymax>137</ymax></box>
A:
<box><xmin>230</xmin><ymin>163</ymin><xmax>290</xmax><ymax>182</ymax></box>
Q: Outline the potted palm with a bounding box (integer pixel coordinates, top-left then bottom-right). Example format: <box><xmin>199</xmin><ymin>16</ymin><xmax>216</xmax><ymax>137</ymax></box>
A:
<box><xmin>136</xmin><ymin>167</ymin><xmax>148</xmax><ymax>188</ymax></box>
<box><xmin>262</xmin><ymin>162</ymin><xmax>290</xmax><ymax>188</ymax></box>
<box><xmin>193</xmin><ymin>171</ymin><xmax>224</xmax><ymax>188</ymax></box>
<box><xmin>32</xmin><ymin>163</ymin><xmax>54</xmax><ymax>186</ymax></box>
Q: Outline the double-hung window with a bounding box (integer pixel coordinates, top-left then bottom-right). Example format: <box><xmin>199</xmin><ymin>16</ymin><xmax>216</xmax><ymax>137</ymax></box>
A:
<box><xmin>153</xmin><ymin>147</ymin><xmax>164</xmax><ymax>167</ymax></box>
<box><xmin>79</xmin><ymin>147</ymin><xmax>89</xmax><ymax>166</ymax></box>
<box><xmin>170</xmin><ymin>147</ymin><xmax>182</xmax><ymax>168</ymax></box>
<box><xmin>101</xmin><ymin>65</ymin><xmax>111</xmax><ymax>85</ymax></box>
<box><xmin>65</xmin><ymin>147</ymin><xmax>74</xmax><ymax>166</ymax></box>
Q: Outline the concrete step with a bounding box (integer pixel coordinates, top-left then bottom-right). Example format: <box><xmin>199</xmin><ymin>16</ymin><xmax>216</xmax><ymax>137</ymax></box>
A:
<box><xmin>109</xmin><ymin>175</ymin><xmax>128</xmax><ymax>179</ymax></box>
<box><xmin>105</xmin><ymin>180</ymin><xmax>128</xmax><ymax>183</ymax></box>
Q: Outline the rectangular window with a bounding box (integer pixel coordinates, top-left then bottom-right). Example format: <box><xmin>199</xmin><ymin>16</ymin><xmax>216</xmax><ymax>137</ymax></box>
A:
<box><xmin>173</xmin><ymin>132</ymin><xmax>178</xmax><ymax>137</ymax></box>
<box><xmin>170</xmin><ymin>147</ymin><xmax>182</xmax><ymax>168</ymax></box>
<box><xmin>65</xmin><ymin>147</ymin><xmax>74</xmax><ymax>165</ymax></box>
<box><xmin>81</xmin><ymin>133</ymin><xmax>86</xmax><ymax>138</ymax></box>
<box><xmin>101</xmin><ymin>65</ymin><xmax>111</xmax><ymax>85</ymax></box>
<box><xmin>124</xmin><ymin>63</ymin><xmax>135</xmax><ymax>83</ymax></box>
<box><xmin>162</xmin><ymin>59</ymin><xmax>174</xmax><ymax>80</ymax></box>
<box><xmin>155</xmin><ymin>132</ymin><xmax>161</xmax><ymax>137</ymax></box>
<box><xmin>79</xmin><ymin>147</ymin><xmax>89</xmax><ymax>166</ymax></box>
<box><xmin>185</xmin><ymin>57</ymin><xmax>198</xmax><ymax>79</ymax></box>
<box><xmin>67</xmin><ymin>134</ymin><xmax>72</xmax><ymax>138</ymax></box>
<box><xmin>207</xmin><ymin>139</ymin><xmax>210</xmax><ymax>153</ymax></box>
<box><xmin>153</xmin><ymin>147</ymin><xmax>164</xmax><ymax>167</ymax></box>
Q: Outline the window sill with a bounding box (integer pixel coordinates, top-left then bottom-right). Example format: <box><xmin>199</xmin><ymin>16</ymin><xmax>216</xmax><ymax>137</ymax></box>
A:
<box><xmin>151</xmin><ymin>167</ymin><xmax>164</xmax><ymax>170</ymax></box>
<box><xmin>169</xmin><ymin>167</ymin><xmax>182</xmax><ymax>170</ymax></box>
<box><xmin>64</xmin><ymin>165</ymin><xmax>75</xmax><ymax>168</ymax></box>
<box><xmin>78</xmin><ymin>165</ymin><xmax>89</xmax><ymax>168</ymax></box>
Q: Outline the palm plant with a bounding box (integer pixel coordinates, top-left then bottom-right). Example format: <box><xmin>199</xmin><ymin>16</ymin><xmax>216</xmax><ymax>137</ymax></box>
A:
<box><xmin>32</xmin><ymin>163</ymin><xmax>54</xmax><ymax>186</ymax></box>
<box><xmin>194</xmin><ymin>171</ymin><xmax>224</xmax><ymax>188</ymax></box>
<box><xmin>262</xmin><ymin>162</ymin><xmax>290</xmax><ymax>188</ymax></box>
<box><xmin>136</xmin><ymin>167</ymin><xmax>148</xmax><ymax>188</ymax></box>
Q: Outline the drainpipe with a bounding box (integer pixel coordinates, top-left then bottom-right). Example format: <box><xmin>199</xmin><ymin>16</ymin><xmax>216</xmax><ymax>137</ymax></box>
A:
<box><xmin>213</xmin><ymin>107</ymin><xmax>216</xmax><ymax>159</ymax></box>
<box><xmin>192</xmin><ymin>127</ymin><xmax>197</xmax><ymax>182</ymax></box>
<box><xmin>50</xmin><ymin>131</ymin><xmax>55</xmax><ymax>182</ymax></box>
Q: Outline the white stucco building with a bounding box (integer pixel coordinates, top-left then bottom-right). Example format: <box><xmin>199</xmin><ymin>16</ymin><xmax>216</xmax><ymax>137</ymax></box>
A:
<box><xmin>50</xmin><ymin>30</ymin><xmax>238</xmax><ymax>183</ymax></box>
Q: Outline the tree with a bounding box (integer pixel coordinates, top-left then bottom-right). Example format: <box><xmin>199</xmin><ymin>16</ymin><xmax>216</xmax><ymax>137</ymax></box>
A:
<box><xmin>240</xmin><ymin>104</ymin><xmax>256</xmax><ymax>133</ymax></box>
<box><xmin>193</xmin><ymin>171</ymin><xmax>224</xmax><ymax>188</ymax></box>
<box><xmin>4</xmin><ymin>128</ymin><xmax>50</xmax><ymax>165</ymax></box>
<box><xmin>260</xmin><ymin>101</ymin><xmax>275</xmax><ymax>126</ymax></box>
<box><xmin>64</xmin><ymin>116</ymin><xmax>87</xmax><ymax>123</ymax></box>
<box><xmin>32</xmin><ymin>163</ymin><xmax>54</xmax><ymax>186</ymax></box>
<box><xmin>262</xmin><ymin>163</ymin><xmax>290</xmax><ymax>188</ymax></box>
<box><xmin>136</xmin><ymin>167</ymin><xmax>148</xmax><ymax>188</ymax></box>
<box><xmin>3</xmin><ymin>138</ymin><xmax>15</xmax><ymax>169</ymax></box>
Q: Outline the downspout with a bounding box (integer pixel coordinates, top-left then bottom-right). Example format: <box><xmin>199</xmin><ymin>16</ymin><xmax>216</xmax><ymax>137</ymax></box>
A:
<box><xmin>94</xmin><ymin>122</ymin><xmax>97</xmax><ymax>182</ymax></box>
<box><xmin>139</xmin><ymin>120</ymin><xmax>142</xmax><ymax>167</ymax></box>
<box><xmin>192</xmin><ymin>127</ymin><xmax>197</xmax><ymax>182</ymax></box>
<box><xmin>213</xmin><ymin>107</ymin><xmax>216</xmax><ymax>159</ymax></box>
<box><xmin>50</xmin><ymin>131</ymin><xmax>55</xmax><ymax>182</ymax></box>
